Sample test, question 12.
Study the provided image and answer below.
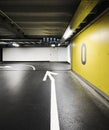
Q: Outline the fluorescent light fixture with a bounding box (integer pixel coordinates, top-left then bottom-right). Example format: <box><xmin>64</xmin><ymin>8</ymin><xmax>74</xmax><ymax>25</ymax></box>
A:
<box><xmin>51</xmin><ymin>44</ymin><xmax>55</xmax><ymax>47</ymax></box>
<box><xmin>1</xmin><ymin>39</ymin><xmax>12</xmax><ymax>40</ymax></box>
<box><xmin>63</xmin><ymin>26</ymin><xmax>73</xmax><ymax>40</ymax></box>
<box><xmin>12</xmin><ymin>43</ymin><xmax>19</xmax><ymax>47</ymax></box>
<box><xmin>0</xmin><ymin>42</ymin><xmax>8</xmax><ymax>44</ymax></box>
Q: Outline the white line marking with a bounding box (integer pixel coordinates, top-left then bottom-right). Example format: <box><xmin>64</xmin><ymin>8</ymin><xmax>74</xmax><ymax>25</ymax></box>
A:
<box><xmin>43</xmin><ymin>71</ymin><xmax>60</xmax><ymax>130</ymax></box>
<box><xmin>0</xmin><ymin>65</ymin><xmax>35</xmax><ymax>70</ymax></box>
<box><xmin>24</xmin><ymin>64</ymin><xmax>36</xmax><ymax>70</ymax></box>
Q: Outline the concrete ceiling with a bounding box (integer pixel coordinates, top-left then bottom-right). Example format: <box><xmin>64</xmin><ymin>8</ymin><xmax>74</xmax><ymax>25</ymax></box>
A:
<box><xmin>0</xmin><ymin>0</ymin><xmax>80</xmax><ymax>37</ymax></box>
<box><xmin>0</xmin><ymin>0</ymin><xmax>108</xmax><ymax>47</ymax></box>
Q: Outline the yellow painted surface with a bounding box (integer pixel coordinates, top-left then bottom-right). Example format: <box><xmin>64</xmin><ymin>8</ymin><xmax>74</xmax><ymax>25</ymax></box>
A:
<box><xmin>70</xmin><ymin>0</ymin><xmax>99</xmax><ymax>30</ymax></box>
<box><xmin>71</xmin><ymin>10</ymin><xmax>109</xmax><ymax>96</ymax></box>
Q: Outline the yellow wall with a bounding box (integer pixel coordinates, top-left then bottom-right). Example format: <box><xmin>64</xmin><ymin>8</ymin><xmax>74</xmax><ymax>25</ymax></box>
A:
<box><xmin>71</xmin><ymin>10</ymin><xmax>109</xmax><ymax>96</ymax></box>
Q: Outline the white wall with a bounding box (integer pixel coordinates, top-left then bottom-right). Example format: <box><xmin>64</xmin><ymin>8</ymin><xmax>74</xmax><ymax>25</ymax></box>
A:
<box><xmin>50</xmin><ymin>48</ymin><xmax>58</xmax><ymax>61</ymax></box>
<box><xmin>67</xmin><ymin>45</ymin><xmax>71</xmax><ymax>63</ymax></box>
<box><xmin>57</xmin><ymin>47</ymin><xmax>68</xmax><ymax>62</ymax></box>
<box><xmin>3</xmin><ymin>47</ymin><xmax>69</xmax><ymax>62</ymax></box>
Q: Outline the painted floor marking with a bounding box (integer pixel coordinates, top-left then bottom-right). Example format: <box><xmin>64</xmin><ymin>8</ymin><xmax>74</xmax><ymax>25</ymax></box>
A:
<box><xmin>43</xmin><ymin>71</ymin><xmax>60</xmax><ymax>130</ymax></box>
<box><xmin>25</xmin><ymin>64</ymin><xmax>36</xmax><ymax>70</ymax></box>
<box><xmin>0</xmin><ymin>64</ymin><xmax>35</xmax><ymax>70</ymax></box>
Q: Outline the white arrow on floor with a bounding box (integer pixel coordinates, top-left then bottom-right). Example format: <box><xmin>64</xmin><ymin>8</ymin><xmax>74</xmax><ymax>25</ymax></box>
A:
<box><xmin>43</xmin><ymin>71</ymin><xmax>60</xmax><ymax>130</ymax></box>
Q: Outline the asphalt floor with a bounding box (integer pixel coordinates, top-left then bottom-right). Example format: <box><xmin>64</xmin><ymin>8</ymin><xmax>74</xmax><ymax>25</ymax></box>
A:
<box><xmin>0</xmin><ymin>62</ymin><xmax>109</xmax><ymax>130</ymax></box>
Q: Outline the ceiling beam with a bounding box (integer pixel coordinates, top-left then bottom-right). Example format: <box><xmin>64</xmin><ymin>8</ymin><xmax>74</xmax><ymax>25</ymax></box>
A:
<box><xmin>0</xmin><ymin>0</ymin><xmax>73</xmax><ymax>6</ymax></box>
<box><xmin>60</xmin><ymin>0</ymin><xmax>104</xmax><ymax>44</ymax></box>
<box><xmin>0</xmin><ymin>6</ymin><xmax>73</xmax><ymax>13</ymax></box>
<box><xmin>0</xmin><ymin>10</ymin><xmax>25</xmax><ymax>38</ymax></box>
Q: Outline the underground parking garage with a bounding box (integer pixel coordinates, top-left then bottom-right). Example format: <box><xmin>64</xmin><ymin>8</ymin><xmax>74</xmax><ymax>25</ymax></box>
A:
<box><xmin>0</xmin><ymin>0</ymin><xmax>109</xmax><ymax>130</ymax></box>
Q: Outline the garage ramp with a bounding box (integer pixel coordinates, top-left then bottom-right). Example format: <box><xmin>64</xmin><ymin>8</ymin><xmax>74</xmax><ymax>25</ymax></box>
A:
<box><xmin>0</xmin><ymin>62</ymin><xmax>109</xmax><ymax>130</ymax></box>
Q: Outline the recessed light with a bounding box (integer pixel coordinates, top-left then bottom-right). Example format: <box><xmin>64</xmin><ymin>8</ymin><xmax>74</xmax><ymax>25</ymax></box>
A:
<box><xmin>12</xmin><ymin>43</ymin><xmax>19</xmax><ymax>47</ymax></box>
<box><xmin>58</xmin><ymin>43</ymin><xmax>61</xmax><ymax>46</ymax></box>
<box><xmin>51</xmin><ymin>44</ymin><xmax>55</xmax><ymax>47</ymax></box>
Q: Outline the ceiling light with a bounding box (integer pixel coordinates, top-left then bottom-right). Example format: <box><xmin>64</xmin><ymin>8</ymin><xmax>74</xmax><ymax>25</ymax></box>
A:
<box><xmin>51</xmin><ymin>44</ymin><xmax>55</xmax><ymax>47</ymax></box>
<box><xmin>63</xmin><ymin>26</ymin><xmax>73</xmax><ymax>40</ymax></box>
<box><xmin>12</xmin><ymin>43</ymin><xmax>19</xmax><ymax>47</ymax></box>
<box><xmin>58</xmin><ymin>43</ymin><xmax>61</xmax><ymax>46</ymax></box>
